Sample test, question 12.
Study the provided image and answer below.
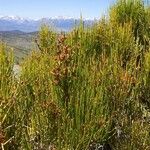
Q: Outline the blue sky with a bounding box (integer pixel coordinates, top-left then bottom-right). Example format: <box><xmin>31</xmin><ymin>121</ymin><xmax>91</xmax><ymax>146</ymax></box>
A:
<box><xmin>0</xmin><ymin>0</ymin><xmax>115</xmax><ymax>19</ymax></box>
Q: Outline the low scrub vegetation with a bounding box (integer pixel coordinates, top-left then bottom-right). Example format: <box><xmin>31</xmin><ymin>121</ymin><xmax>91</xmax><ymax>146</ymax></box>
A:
<box><xmin>0</xmin><ymin>0</ymin><xmax>150</xmax><ymax>149</ymax></box>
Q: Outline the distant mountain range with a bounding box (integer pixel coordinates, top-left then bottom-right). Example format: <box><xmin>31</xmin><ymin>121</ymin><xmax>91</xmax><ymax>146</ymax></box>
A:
<box><xmin>0</xmin><ymin>16</ymin><xmax>95</xmax><ymax>32</ymax></box>
<box><xmin>0</xmin><ymin>16</ymin><xmax>95</xmax><ymax>63</ymax></box>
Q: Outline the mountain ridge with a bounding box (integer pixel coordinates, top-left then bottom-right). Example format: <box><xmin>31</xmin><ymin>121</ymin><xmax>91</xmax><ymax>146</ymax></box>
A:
<box><xmin>0</xmin><ymin>15</ymin><xmax>95</xmax><ymax>32</ymax></box>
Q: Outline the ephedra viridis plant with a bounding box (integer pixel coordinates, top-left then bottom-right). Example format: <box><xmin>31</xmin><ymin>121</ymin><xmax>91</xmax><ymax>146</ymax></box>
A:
<box><xmin>1</xmin><ymin>0</ymin><xmax>150</xmax><ymax>149</ymax></box>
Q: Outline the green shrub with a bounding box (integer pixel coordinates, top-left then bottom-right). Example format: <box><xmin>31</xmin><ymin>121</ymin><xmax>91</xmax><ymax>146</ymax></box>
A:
<box><xmin>1</xmin><ymin>0</ymin><xmax>150</xmax><ymax>149</ymax></box>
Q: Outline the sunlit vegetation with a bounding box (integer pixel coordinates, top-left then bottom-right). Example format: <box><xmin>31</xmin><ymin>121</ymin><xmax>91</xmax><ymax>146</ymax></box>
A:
<box><xmin>0</xmin><ymin>0</ymin><xmax>150</xmax><ymax>149</ymax></box>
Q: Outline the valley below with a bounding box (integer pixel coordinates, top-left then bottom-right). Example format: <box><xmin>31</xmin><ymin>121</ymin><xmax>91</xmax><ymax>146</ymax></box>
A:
<box><xmin>0</xmin><ymin>30</ymin><xmax>37</xmax><ymax>62</ymax></box>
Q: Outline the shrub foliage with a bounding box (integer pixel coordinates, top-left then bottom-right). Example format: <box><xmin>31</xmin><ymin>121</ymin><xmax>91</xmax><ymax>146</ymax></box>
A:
<box><xmin>0</xmin><ymin>0</ymin><xmax>150</xmax><ymax>149</ymax></box>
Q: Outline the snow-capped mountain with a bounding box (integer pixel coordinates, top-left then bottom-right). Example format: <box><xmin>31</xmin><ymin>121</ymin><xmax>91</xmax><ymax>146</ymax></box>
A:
<box><xmin>0</xmin><ymin>15</ymin><xmax>94</xmax><ymax>32</ymax></box>
<box><xmin>0</xmin><ymin>16</ymin><xmax>25</xmax><ymax>21</ymax></box>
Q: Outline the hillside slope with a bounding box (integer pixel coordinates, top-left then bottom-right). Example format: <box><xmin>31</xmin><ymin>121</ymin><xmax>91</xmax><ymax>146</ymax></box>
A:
<box><xmin>0</xmin><ymin>31</ymin><xmax>38</xmax><ymax>62</ymax></box>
